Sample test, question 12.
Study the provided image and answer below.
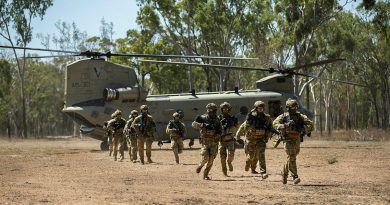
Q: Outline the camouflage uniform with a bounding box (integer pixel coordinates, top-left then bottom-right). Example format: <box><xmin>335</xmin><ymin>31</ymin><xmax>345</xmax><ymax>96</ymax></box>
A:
<box><xmin>124</xmin><ymin>110</ymin><xmax>139</xmax><ymax>162</ymax></box>
<box><xmin>131</xmin><ymin>105</ymin><xmax>157</xmax><ymax>164</ymax></box>
<box><xmin>236</xmin><ymin>101</ymin><xmax>272</xmax><ymax>179</ymax></box>
<box><xmin>192</xmin><ymin>103</ymin><xmax>222</xmax><ymax>180</ymax></box>
<box><xmin>103</xmin><ymin>120</ymin><xmax>113</xmax><ymax>156</ymax></box>
<box><xmin>166</xmin><ymin>112</ymin><xmax>186</xmax><ymax>164</ymax></box>
<box><xmin>107</xmin><ymin>110</ymin><xmax>127</xmax><ymax>161</ymax></box>
<box><xmin>273</xmin><ymin>98</ymin><xmax>313</xmax><ymax>184</ymax></box>
<box><xmin>218</xmin><ymin>102</ymin><xmax>240</xmax><ymax>176</ymax></box>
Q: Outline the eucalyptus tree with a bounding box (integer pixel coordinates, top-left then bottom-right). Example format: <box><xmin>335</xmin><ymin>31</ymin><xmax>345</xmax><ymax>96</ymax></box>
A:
<box><xmin>0</xmin><ymin>59</ymin><xmax>12</xmax><ymax>137</ymax></box>
<box><xmin>130</xmin><ymin>0</ymin><xmax>254</xmax><ymax>93</ymax></box>
<box><xmin>354</xmin><ymin>0</ymin><xmax>390</xmax><ymax>129</ymax></box>
<box><xmin>0</xmin><ymin>0</ymin><xmax>53</xmax><ymax>137</ymax></box>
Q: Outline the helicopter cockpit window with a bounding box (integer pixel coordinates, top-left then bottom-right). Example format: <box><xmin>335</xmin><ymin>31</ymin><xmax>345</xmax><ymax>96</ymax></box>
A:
<box><xmin>268</xmin><ymin>100</ymin><xmax>283</xmax><ymax>118</ymax></box>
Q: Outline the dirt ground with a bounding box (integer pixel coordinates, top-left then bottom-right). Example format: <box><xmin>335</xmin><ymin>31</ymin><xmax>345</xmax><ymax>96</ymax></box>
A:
<box><xmin>0</xmin><ymin>137</ymin><xmax>389</xmax><ymax>205</ymax></box>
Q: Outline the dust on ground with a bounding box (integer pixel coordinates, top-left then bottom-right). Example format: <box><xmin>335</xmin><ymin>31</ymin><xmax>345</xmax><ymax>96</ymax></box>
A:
<box><xmin>0</xmin><ymin>137</ymin><xmax>389</xmax><ymax>204</ymax></box>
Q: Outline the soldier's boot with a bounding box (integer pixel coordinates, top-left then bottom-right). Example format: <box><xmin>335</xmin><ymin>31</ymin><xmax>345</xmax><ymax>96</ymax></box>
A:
<box><xmin>228</xmin><ymin>162</ymin><xmax>233</xmax><ymax>172</ymax></box>
<box><xmin>109</xmin><ymin>149</ymin><xmax>113</xmax><ymax>157</ymax></box>
<box><xmin>203</xmin><ymin>170</ymin><xmax>211</xmax><ymax>180</ymax></box>
<box><xmin>222</xmin><ymin>168</ymin><xmax>229</xmax><ymax>177</ymax></box>
<box><xmin>221</xmin><ymin>161</ymin><xmax>228</xmax><ymax>176</ymax></box>
<box><xmin>251</xmin><ymin>169</ymin><xmax>259</xmax><ymax>174</ymax></box>
<box><xmin>261</xmin><ymin>173</ymin><xmax>269</xmax><ymax>179</ymax></box>
<box><xmin>174</xmin><ymin>153</ymin><xmax>180</xmax><ymax>164</ymax></box>
<box><xmin>113</xmin><ymin>154</ymin><xmax>117</xmax><ymax>161</ymax></box>
<box><xmin>245</xmin><ymin>161</ymin><xmax>250</xmax><ymax>171</ymax></box>
<box><xmin>147</xmin><ymin>157</ymin><xmax>153</xmax><ymax>163</ymax></box>
<box><xmin>282</xmin><ymin>174</ymin><xmax>288</xmax><ymax>184</ymax></box>
<box><xmin>196</xmin><ymin>165</ymin><xmax>203</xmax><ymax>174</ymax></box>
<box><xmin>140</xmin><ymin>158</ymin><xmax>145</xmax><ymax>165</ymax></box>
<box><xmin>119</xmin><ymin>155</ymin><xmax>124</xmax><ymax>162</ymax></box>
<box><xmin>293</xmin><ymin>176</ymin><xmax>301</xmax><ymax>185</ymax></box>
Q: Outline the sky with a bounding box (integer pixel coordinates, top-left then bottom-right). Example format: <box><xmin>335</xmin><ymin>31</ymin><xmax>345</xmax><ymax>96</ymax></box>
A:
<box><xmin>7</xmin><ymin>0</ymin><xmax>361</xmax><ymax>50</ymax></box>
<box><xmin>29</xmin><ymin>0</ymin><xmax>139</xmax><ymax>48</ymax></box>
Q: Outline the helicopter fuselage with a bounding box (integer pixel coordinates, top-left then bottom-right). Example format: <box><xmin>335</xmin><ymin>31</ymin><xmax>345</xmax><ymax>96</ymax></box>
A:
<box><xmin>62</xmin><ymin>59</ymin><xmax>309</xmax><ymax>149</ymax></box>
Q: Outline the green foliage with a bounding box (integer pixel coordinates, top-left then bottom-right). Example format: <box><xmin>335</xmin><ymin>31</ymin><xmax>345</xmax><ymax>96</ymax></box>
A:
<box><xmin>0</xmin><ymin>0</ymin><xmax>389</xmax><ymax>137</ymax></box>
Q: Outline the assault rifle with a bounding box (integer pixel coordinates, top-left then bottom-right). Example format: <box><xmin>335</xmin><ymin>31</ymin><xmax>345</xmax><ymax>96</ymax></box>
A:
<box><xmin>264</xmin><ymin>125</ymin><xmax>281</xmax><ymax>143</ymax></box>
<box><xmin>220</xmin><ymin>117</ymin><xmax>234</xmax><ymax>135</ymax></box>
<box><xmin>137</xmin><ymin>117</ymin><xmax>146</xmax><ymax>141</ymax></box>
<box><xmin>112</xmin><ymin>121</ymin><xmax>125</xmax><ymax>130</ymax></box>
<box><xmin>170</xmin><ymin>121</ymin><xmax>184</xmax><ymax>139</ymax></box>
<box><xmin>285</xmin><ymin>119</ymin><xmax>311</xmax><ymax>142</ymax></box>
<box><xmin>203</xmin><ymin>122</ymin><xmax>215</xmax><ymax>130</ymax></box>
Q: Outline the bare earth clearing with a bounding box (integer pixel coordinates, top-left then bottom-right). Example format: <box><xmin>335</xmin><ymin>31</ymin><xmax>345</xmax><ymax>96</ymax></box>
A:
<box><xmin>0</xmin><ymin>137</ymin><xmax>389</xmax><ymax>204</ymax></box>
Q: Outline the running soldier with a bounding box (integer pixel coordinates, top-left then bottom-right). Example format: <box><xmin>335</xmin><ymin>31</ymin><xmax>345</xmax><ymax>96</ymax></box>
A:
<box><xmin>166</xmin><ymin>112</ymin><xmax>186</xmax><ymax>164</ymax></box>
<box><xmin>192</xmin><ymin>103</ymin><xmax>222</xmax><ymax>180</ymax></box>
<box><xmin>131</xmin><ymin>105</ymin><xmax>157</xmax><ymax>164</ymax></box>
<box><xmin>107</xmin><ymin>109</ymin><xmax>126</xmax><ymax>161</ymax></box>
<box><xmin>236</xmin><ymin>101</ymin><xmax>273</xmax><ymax>179</ymax></box>
<box><xmin>218</xmin><ymin>102</ymin><xmax>240</xmax><ymax>177</ymax></box>
<box><xmin>273</xmin><ymin>98</ymin><xmax>313</xmax><ymax>184</ymax></box>
<box><xmin>124</xmin><ymin>110</ymin><xmax>139</xmax><ymax>163</ymax></box>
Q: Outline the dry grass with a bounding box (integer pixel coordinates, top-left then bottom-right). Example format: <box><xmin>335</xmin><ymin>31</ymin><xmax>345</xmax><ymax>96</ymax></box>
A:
<box><xmin>310</xmin><ymin>129</ymin><xmax>389</xmax><ymax>141</ymax></box>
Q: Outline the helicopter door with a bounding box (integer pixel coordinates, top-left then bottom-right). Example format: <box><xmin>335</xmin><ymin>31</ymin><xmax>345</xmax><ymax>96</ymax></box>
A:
<box><xmin>268</xmin><ymin>100</ymin><xmax>283</xmax><ymax>118</ymax></box>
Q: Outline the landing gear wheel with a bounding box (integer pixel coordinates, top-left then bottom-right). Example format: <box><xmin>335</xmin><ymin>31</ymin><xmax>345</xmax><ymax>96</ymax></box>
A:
<box><xmin>100</xmin><ymin>141</ymin><xmax>109</xmax><ymax>151</ymax></box>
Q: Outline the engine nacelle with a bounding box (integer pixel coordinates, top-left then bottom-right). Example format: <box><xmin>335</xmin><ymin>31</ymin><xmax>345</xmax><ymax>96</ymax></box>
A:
<box><xmin>103</xmin><ymin>86</ymin><xmax>148</xmax><ymax>102</ymax></box>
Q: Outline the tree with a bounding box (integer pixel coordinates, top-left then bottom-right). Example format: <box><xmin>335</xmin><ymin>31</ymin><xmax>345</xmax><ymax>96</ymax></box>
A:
<box><xmin>131</xmin><ymin>0</ymin><xmax>255</xmax><ymax>93</ymax></box>
<box><xmin>0</xmin><ymin>59</ymin><xmax>13</xmax><ymax>137</ymax></box>
<box><xmin>0</xmin><ymin>0</ymin><xmax>53</xmax><ymax>137</ymax></box>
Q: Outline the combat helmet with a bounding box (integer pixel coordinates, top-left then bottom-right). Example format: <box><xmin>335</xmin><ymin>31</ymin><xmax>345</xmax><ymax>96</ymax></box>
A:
<box><xmin>220</xmin><ymin>102</ymin><xmax>232</xmax><ymax>112</ymax></box>
<box><xmin>111</xmin><ymin>109</ymin><xmax>122</xmax><ymax>118</ymax></box>
<box><xmin>206</xmin><ymin>103</ymin><xmax>218</xmax><ymax>113</ymax></box>
<box><xmin>129</xmin><ymin>110</ymin><xmax>138</xmax><ymax>118</ymax></box>
<box><xmin>253</xmin><ymin>100</ymin><xmax>265</xmax><ymax>108</ymax></box>
<box><xmin>140</xmin><ymin>105</ymin><xmax>148</xmax><ymax>110</ymax></box>
<box><xmin>286</xmin><ymin>98</ymin><xmax>298</xmax><ymax>108</ymax></box>
<box><xmin>131</xmin><ymin>110</ymin><xmax>138</xmax><ymax>115</ymax></box>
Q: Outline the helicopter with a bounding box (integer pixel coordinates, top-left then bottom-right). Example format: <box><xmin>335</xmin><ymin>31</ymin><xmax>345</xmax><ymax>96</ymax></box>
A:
<box><xmin>0</xmin><ymin>45</ymin><xmax>363</xmax><ymax>150</ymax></box>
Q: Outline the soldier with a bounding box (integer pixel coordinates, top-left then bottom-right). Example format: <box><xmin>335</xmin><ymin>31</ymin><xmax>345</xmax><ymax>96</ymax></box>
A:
<box><xmin>124</xmin><ymin>110</ymin><xmax>139</xmax><ymax>163</ymax></box>
<box><xmin>166</xmin><ymin>112</ymin><xmax>186</xmax><ymax>164</ymax></box>
<box><xmin>103</xmin><ymin>120</ymin><xmax>113</xmax><ymax>157</ymax></box>
<box><xmin>273</xmin><ymin>98</ymin><xmax>313</xmax><ymax>184</ymax></box>
<box><xmin>192</xmin><ymin>103</ymin><xmax>222</xmax><ymax>180</ymax></box>
<box><xmin>107</xmin><ymin>109</ymin><xmax>127</xmax><ymax>161</ymax></box>
<box><xmin>218</xmin><ymin>102</ymin><xmax>240</xmax><ymax>177</ymax></box>
<box><xmin>131</xmin><ymin>105</ymin><xmax>157</xmax><ymax>164</ymax></box>
<box><xmin>236</xmin><ymin>101</ymin><xmax>273</xmax><ymax>179</ymax></box>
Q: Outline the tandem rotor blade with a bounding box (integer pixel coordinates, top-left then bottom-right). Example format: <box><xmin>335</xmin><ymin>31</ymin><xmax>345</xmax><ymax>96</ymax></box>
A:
<box><xmin>288</xmin><ymin>58</ymin><xmax>345</xmax><ymax>71</ymax></box>
<box><xmin>22</xmin><ymin>54</ymin><xmax>82</xmax><ymax>59</ymax></box>
<box><xmin>0</xmin><ymin>45</ymin><xmax>79</xmax><ymax>54</ymax></box>
<box><xmin>139</xmin><ymin>59</ymin><xmax>272</xmax><ymax>72</ymax></box>
<box><xmin>294</xmin><ymin>72</ymin><xmax>366</xmax><ymax>87</ymax></box>
<box><xmin>107</xmin><ymin>53</ymin><xmax>258</xmax><ymax>60</ymax></box>
<box><xmin>1</xmin><ymin>45</ymin><xmax>257</xmax><ymax>60</ymax></box>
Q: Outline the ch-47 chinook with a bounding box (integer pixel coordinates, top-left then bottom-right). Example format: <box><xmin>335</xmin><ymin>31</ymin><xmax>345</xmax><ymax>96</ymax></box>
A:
<box><xmin>1</xmin><ymin>45</ymin><xmax>364</xmax><ymax>150</ymax></box>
